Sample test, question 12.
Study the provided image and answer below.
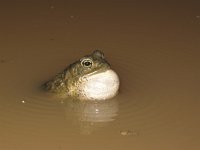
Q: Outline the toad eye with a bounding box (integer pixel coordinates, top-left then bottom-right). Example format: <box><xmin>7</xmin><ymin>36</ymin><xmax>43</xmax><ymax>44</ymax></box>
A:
<box><xmin>81</xmin><ymin>59</ymin><xmax>93</xmax><ymax>68</ymax></box>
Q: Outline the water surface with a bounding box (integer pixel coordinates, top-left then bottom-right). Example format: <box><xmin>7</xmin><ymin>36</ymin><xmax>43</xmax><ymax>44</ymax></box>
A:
<box><xmin>0</xmin><ymin>1</ymin><xmax>200</xmax><ymax>150</ymax></box>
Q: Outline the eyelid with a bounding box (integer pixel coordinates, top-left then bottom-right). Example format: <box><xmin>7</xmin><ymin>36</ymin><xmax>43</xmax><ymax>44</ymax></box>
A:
<box><xmin>80</xmin><ymin>57</ymin><xmax>92</xmax><ymax>62</ymax></box>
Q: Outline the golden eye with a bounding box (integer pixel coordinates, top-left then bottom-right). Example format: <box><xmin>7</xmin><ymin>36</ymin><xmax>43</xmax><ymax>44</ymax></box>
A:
<box><xmin>81</xmin><ymin>59</ymin><xmax>93</xmax><ymax>68</ymax></box>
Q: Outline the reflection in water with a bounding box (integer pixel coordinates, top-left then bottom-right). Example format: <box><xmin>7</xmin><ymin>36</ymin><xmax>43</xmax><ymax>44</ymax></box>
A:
<box><xmin>0</xmin><ymin>1</ymin><xmax>200</xmax><ymax>149</ymax></box>
<box><xmin>64</xmin><ymin>99</ymin><xmax>118</xmax><ymax>134</ymax></box>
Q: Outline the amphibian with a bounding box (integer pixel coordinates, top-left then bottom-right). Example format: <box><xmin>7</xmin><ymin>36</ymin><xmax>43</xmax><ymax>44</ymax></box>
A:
<box><xmin>44</xmin><ymin>50</ymin><xmax>119</xmax><ymax>100</ymax></box>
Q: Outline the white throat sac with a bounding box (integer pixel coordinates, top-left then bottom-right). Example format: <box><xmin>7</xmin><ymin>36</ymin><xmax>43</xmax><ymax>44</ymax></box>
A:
<box><xmin>79</xmin><ymin>69</ymin><xmax>120</xmax><ymax>100</ymax></box>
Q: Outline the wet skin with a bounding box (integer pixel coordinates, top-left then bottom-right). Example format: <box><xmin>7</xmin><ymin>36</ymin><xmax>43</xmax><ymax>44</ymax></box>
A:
<box><xmin>44</xmin><ymin>50</ymin><xmax>111</xmax><ymax>99</ymax></box>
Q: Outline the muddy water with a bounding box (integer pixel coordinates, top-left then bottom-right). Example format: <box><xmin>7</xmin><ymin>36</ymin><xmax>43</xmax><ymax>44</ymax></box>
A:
<box><xmin>0</xmin><ymin>1</ymin><xmax>200</xmax><ymax>150</ymax></box>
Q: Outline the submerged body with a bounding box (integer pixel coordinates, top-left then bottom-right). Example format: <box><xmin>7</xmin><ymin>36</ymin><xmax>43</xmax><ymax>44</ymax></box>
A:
<box><xmin>44</xmin><ymin>50</ymin><xmax>120</xmax><ymax>100</ymax></box>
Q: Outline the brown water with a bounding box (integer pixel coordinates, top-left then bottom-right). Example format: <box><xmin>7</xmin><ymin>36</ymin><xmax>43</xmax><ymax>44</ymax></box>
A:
<box><xmin>0</xmin><ymin>1</ymin><xmax>200</xmax><ymax>150</ymax></box>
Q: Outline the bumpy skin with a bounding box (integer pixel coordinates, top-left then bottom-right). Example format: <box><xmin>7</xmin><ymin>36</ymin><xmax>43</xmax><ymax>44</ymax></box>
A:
<box><xmin>44</xmin><ymin>50</ymin><xmax>111</xmax><ymax>99</ymax></box>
